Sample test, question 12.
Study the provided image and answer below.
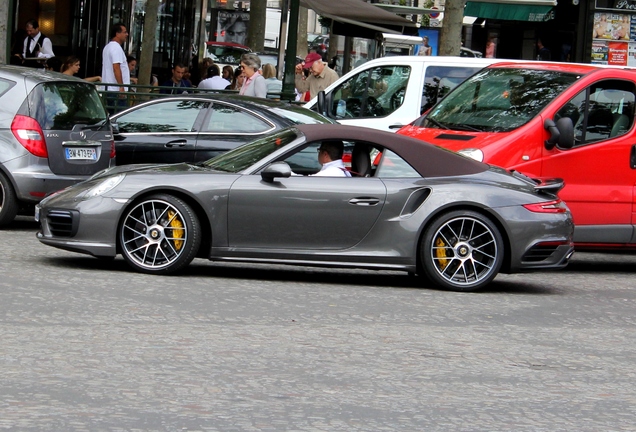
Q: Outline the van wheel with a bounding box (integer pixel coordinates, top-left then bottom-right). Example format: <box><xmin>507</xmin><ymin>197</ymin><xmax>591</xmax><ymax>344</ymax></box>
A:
<box><xmin>0</xmin><ymin>174</ymin><xmax>18</xmax><ymax>227</ymax></box>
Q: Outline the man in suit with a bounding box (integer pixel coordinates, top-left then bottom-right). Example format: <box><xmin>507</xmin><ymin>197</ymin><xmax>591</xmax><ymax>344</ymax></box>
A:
<box><xmin>21</xmin><ymin>19</ymin><xmax>55</xmax><ymax>68</ymax></box>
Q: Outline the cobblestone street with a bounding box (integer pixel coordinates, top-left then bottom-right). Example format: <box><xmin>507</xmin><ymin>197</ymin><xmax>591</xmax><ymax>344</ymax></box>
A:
<box><xmin>1</xmin><ymin>219</ymin><xmax>636</xmax><ymax>431</ymax></box>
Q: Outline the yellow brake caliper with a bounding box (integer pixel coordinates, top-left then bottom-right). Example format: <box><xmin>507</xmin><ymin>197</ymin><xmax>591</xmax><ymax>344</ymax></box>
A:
<box><xmin>167</xmin><ymin>210</ymin><xmax>184</xmax><ymax>251</ymax></box>
<box><xmin>435</xmin><ymin>237</ymin><xmax>448</xmax><ymax>270</ymax></box>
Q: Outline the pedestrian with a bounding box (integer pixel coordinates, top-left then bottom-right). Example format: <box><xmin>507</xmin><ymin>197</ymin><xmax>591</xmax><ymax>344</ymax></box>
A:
<box><xmin>222</xmin><ymin>65</ymin><xmax>234</xmax><ymax>81</ymax></box>
<box><xmin>159</xmin><ymin>63</ymin><xmax>192</xmax><ymax>94</ymax></box>
<box><xmin>61</xmin><ymin>56</ymin><xmax>101</xmax><ymax>82</ymax></box>
<box><xmin>239</xmin><ymin>53</ymin><xmax>267</xmax><ymax>98</ymax></box>
<box><xmin>197</xmin><ymin>57</ymin><xmax>214</xmax><ymax>85</ymax></box>
<box><xmin>537</xmin><ymin>39</ymin><xmax>551</xmax><ymax>61</ymax></box>
<box><xmin>294</xmin><ymin>52</ymin><xmax>339</xmax><ymax>100</ymax></box>
<box><xmin>225</xmin><ymin>67</ymin><xmax>245</xmax><ymax>91</ymax></box>
<box><xmin>485</xmin><ymin>37</ymin><xmax>496</xmax><ymax>58</ymax></box>
<box><xmin>44</xmin><ymin>57</ymin><xmax>62</xmax><ymax>73</ymax></box>
<box><xmin>127</xmin><ymin>55</ymin><xmax>138</xmax><ymax>84</ymax></box>
<box><xmin>197</xmin><ymin>64</ymin><xmax>230</xmax><ymax>90</ymax></box>
<box><xmin>21</xmin><ymin>19</ymin><xmax>55</xmax><ymax>68</ymax></box>
<box><xmin>262</xmin><ymin>63</ymin><xmax>282</xmax><ymax>99</ymax></box>
<box><xmin>101</xmin><ymin>23</ymin><xmax>131</xmax><ymax>113</ymax></box>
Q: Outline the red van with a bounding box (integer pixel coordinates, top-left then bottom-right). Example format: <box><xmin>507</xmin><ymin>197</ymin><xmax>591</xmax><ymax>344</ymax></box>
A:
<box><xmin>398</xmin><ymin>62</ymin><xmax>636</xmax><ymax>250</ymax></box>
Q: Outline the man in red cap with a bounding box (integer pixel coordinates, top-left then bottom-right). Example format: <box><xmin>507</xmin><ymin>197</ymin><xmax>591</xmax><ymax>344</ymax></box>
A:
<box><xmin>294</xmin><ymin>52</ymin><xmax>339</xmax><ymax>101</ymax></box>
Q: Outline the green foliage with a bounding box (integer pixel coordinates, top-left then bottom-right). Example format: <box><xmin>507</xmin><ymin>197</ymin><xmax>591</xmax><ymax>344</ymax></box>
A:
<box><xmin>419</xmin><ymin>0</ymin><xmax>435</xmax><ymax>27</ymax></box>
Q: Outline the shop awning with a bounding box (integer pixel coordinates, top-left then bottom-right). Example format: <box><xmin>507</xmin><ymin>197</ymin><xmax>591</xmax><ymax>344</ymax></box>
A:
<box><xmin>300</xmin><ymin>0</ymin><xmax>418</xmax><ymax>38</ymax></box>
<box><xmin>464</xmin><ymin>0</ymin><xmax>556</xmax><ymax>22</ymax></box>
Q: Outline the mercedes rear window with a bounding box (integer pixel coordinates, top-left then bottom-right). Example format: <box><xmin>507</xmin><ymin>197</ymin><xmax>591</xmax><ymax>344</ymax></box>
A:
<box><xmin>29</xmin><ymin>82</ymin><xmax>108</xmax><ymax>130</ymax></box>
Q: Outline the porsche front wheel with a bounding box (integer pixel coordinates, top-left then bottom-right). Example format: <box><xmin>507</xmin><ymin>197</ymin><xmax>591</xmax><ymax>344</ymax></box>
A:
<box><xmin>421</xmin><ymin>210</ymin><xmax>503</xmax><ymax>292</ymax></box>
<box><xmin>119</xmin><ymin>194</ymin><xmax>201</xmax><ymax>274</ymax></box>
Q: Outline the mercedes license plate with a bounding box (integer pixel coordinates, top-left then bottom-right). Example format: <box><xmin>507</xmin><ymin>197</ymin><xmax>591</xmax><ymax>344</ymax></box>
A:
<box><xmin>65</xmin><ymin>147</ymin><xmax>97</xmax><ymax>160</ymax></box>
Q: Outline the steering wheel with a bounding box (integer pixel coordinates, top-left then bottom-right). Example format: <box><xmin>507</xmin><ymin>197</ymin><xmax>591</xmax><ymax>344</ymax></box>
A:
<box><xmin>365</xmin><ymin>96</ymin><xmax>386</xmax><ymax>117</ymax></box>
<box><xmin>390</xmin><ymin>87</ymin><xmax>406</xmax><ymax>112</ymax></box>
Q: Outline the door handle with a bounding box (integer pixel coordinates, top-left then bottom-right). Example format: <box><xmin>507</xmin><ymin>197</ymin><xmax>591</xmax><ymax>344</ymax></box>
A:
<box><xmin>349</xmin><ymin>197</ymin><xmax>380</xmax><ymax>206</ymax></box>
<box><xmin>165</xmin><ymin>140</ymin><xmax>187</xmax><ymax>148</ymax></box>
<box><xmin>388</xmin><ymin>124</ymin><xmax>403</xmax><ymax>130</ymax></box>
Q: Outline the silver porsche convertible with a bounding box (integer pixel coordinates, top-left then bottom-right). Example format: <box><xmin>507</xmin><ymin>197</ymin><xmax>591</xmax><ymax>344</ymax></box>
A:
<box><xmin>36</xmin><ymin>124</ymin><xmax>574</xmax><ymax>291</ymax></box>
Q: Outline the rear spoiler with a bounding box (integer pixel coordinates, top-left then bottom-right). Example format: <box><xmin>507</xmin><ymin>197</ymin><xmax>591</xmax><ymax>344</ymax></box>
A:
<box><xmin>532</xmin><ymin>177</ymin><xmax>565</xmax><ymax>194</ymax></box>
<box><xmin>511</xmin><ymin>170</ymin><xmax>565</xmax><ymax>194</ymax></box>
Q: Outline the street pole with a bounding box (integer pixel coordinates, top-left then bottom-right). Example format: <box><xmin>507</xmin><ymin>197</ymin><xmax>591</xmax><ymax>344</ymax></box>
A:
<box><xmin>281</xmin><ymin>0</ymin><xmax>300</xmax><ymax>101</ymax></box>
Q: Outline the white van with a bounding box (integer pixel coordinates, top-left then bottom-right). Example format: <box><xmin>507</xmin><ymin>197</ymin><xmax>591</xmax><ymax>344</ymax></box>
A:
<box><xmin>305</xmin><ymin>56</ymin><xmax>507</xmax><ymax>132</ymax></box>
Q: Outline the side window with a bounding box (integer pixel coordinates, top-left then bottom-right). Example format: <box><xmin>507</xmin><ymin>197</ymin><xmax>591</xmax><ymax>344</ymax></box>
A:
<box><xmin>421</xmin><ymin>65</ymin><xmax>483</xmax><ymax>114</ymax></box>
<box><xmin>331</xmin><ymin>66</ymin><xmax>410</xmax><ymax>119</ymax></box>
<box><xmin>0</xmin><ymin>78</ymin><xmax>15</xmax><ymax>98</ymax></box>
<box><xmin>116</xmin><ymin>100</ymin><xmax>207</xmax><ymax>133</ymax></box>
<box><xmin>376</xmin><ymin>149</ymin><xmax>420</xmax><ymax>178</ymax></box>
<box><xmin>282</xmin><ymin>141</ymin><xmax>323</xmax><ymax>175</ymax></box>
<box><xmin>556</xmin><ymin>80</ymin><xmax>636</xmax><ymax>146</ymax></box>
<box><xmin>204</xmin><ymin>103</ymin><xmax>273</xmax><ymax>133</ymax></box>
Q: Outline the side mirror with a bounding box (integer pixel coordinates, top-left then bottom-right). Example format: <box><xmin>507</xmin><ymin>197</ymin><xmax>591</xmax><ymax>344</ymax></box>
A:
<box><xmin>317</xmin><ymin>90</ymin><xmax>326</xmax><ymax>117</ymax></box>
<box><xmin>261</xmin><ymin>161</ymin><xmax>292</xmax><ymax>183</ymax></box>
<box><xmin>555</xmin><ymin>117</ymin><xmax>574</xmax><ymax>149</ymax></box>
<box><xmin>111</xmin><ymin>121</ymin><xmax>120</xmax><ymax>135</ymax></box>
<box><xmin>544</xmin><ymin>117</ymin><xmax>574</xmax><ymax>150</ymax></box>
<box><xmin>544</xmin><ymin>118</ymin><xmax>560</xmax><ymax>150</ymax></box>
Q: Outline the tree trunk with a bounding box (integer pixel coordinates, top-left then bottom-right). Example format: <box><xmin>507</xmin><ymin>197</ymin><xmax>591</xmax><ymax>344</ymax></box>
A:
<box><xmin>138</xmin><ymin>0</ymin><xmax>160</xmax><ymax>89</ymax></box>
<box><xmin>247</xmin><ymin>0</ymin><xmax>266</xmax><ymax>51</ymax></box>
<box><xmin>298</xmin><ymin>6</ymin><xmax>308</xmax><ymax>57</ymax></box>
<box><xmin>439</xmin><ymin>0</ymin><xmax>466</xmax><ymax>56</ymax></box>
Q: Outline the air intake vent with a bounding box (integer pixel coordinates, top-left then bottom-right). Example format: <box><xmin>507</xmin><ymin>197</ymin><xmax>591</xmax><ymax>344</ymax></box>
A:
<box><xmin>47</xmin><ymin>210</ymin><xmax>79</xmax><ymax>237</ymax></box>
<box><xmin>435</xmin><ymin>134</ymin><xmax>476</xmax><ymax>141</ymax></box>
<box><xmin>522</xmin><ymin>245</ymin><xmax>558</xmax><ymax>262</ymax></box>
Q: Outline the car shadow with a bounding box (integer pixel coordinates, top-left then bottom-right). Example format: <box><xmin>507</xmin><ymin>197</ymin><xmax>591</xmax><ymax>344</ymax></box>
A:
<box><xmin>45</xmin><ymin>255</ymin><xmax>558</xmax><ymax>294</ymax></box>
<box><xmin>2</xmin><ymin>216</ymin><xmax>39</xmax><ymax>231</ymax></box>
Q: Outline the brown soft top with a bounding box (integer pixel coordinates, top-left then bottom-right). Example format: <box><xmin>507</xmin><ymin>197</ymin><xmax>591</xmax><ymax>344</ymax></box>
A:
<box><xmin>295</xmin><ymin>124</ymin><xmax>488</xmax><ymax>178</ymax></box>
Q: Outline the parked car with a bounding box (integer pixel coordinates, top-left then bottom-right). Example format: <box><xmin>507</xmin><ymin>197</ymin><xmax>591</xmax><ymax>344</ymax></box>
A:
<box><xmin>397</xmin><ymin>61</ymin><xmax>636</xmax><ymax>249</ymax></box>
<box><xmin>305</xmin><ymin>56</ymin><xmax>516</xmax><ymax>132</ymax></box>
<box><xmin>204</xmin><ymin>41</ymin><xmax>251</xmax><ymax>71</ymax></box>
<box><xmin>110</xmin><ymin>94</ymin><xmax>334</xmax><ymax>165</ymax></box>
<box><xmin>0</xmin><ymin>65</ymin><xmax>114</xmax><ymax>226</ymax></box>
<box><xmin>253</xmin><ymin>49</ymin><xmax>303</xmax><ymax>75</ymax></box>
<box><xmin>460</xmin><ymin>47</ymin><xmax>483</xmax><ymax>58</ymax></box>
<box><xmin>36</xmin><ymin>124</ymin><xmax>574</xmax><ymax>291</ymax></box>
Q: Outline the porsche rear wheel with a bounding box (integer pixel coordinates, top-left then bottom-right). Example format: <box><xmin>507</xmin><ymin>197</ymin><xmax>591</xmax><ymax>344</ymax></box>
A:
<box><xmin>119</xmin><ymin>194</ymin><xmax>201</xmax><ymax>274</ymax></box>
<box><xmin>421</xmin><ymin>210</ymin><xmax>503</xmax><ymax>292</ymax></box>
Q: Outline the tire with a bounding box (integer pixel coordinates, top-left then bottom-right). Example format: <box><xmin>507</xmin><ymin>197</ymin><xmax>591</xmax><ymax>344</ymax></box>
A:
<box><xmin>0</xmin><ymin>174</ymin><xmax>19</xmax><ymax>227</ymax></box>
<box><xmin>119</xmin><ymin>194</ymin><xmax>201</xmax><ymax>274</ymax></box>
<box><xmin>420</xmin><ymin>210</ymin><xmax>503</xmax><ymax>292</ymax></box>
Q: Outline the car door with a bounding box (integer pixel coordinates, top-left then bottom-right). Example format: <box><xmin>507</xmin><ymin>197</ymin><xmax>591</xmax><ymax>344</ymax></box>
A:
<box><xmin>227</xmin><ymin>141</ymin><xmax>387</xmax><ymax>250</ymax></box>
<box><xmin>194</xmin><ymin>101</ymin><xmax>277</xmax><ymax>162</ymax></box>
<box><xmin>543</xmin><ymin>79</ymin><xmax>636</xmax><ymax>241</ymax></box>
<box><xmin>113</xmin><ymin>99</ymin><xmax>208</xmax><ymax>165</ymax></box>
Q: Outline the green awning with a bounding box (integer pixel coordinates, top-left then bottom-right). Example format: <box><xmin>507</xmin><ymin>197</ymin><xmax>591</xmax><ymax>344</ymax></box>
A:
<box><xmin>464</xmin><ymin>1</ymin><xmax>555</xmax><ymax>22</ymax></box>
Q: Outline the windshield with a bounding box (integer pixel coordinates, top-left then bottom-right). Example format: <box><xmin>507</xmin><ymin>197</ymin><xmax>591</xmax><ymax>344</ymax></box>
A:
<box><xmin>205</xmin><ymin>45</ymin><xmax>249</xmax><ymax>65</ymax></box>
<box><xmin>270</xmin><ymin>106</ymin><xmax>335</xmax><ymax>125</ymax></box>
<box><xmin>202</xmin><ymin>127</ymin><xmax>300</xmax><ymax>172</ymax></box>
<box><xmin>419</xmin><ymin>68</ymin><xmax>580</xmax><ymax>132</ymax></box>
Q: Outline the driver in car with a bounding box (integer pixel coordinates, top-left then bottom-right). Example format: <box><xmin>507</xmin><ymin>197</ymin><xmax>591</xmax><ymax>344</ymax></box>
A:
<box><xmin>312</xmin><ymin>141</ymin><xmax>351</xmax><ymax>177</ymax></box>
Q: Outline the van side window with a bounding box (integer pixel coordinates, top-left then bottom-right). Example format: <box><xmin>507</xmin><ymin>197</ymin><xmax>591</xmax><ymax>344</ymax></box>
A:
<box><xmin>556</xmin><ymin>80</ymin><xmax>635</xmax><ymax>146</ymax></box>
<box><xmin>331</xmin><ymin>66</ymin><xmax>410</xmax><ymax>119</ymax></box>
<box><xmin>421</xmin><ymin>66</ymin><xmax>483</xmax><ymax>114</ymax></box>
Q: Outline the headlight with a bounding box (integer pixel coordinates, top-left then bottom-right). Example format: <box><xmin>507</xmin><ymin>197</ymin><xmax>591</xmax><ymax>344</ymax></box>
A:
<box><xmin>458</xmin><ymin>148</ymin><xmax>484</xmax><ymax>162</ymax></box>
<box><xmin>84</xmin><ymin>174</ymin><xmax>125</xmax><ymax>199</ymax></box>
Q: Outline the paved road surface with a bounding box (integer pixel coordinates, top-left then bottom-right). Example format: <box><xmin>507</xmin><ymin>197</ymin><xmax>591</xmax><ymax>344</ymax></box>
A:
<box><xmin>1</xmin><ymin>217</ymin><xmax>635</xmax><ymax>431</ymax></box>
